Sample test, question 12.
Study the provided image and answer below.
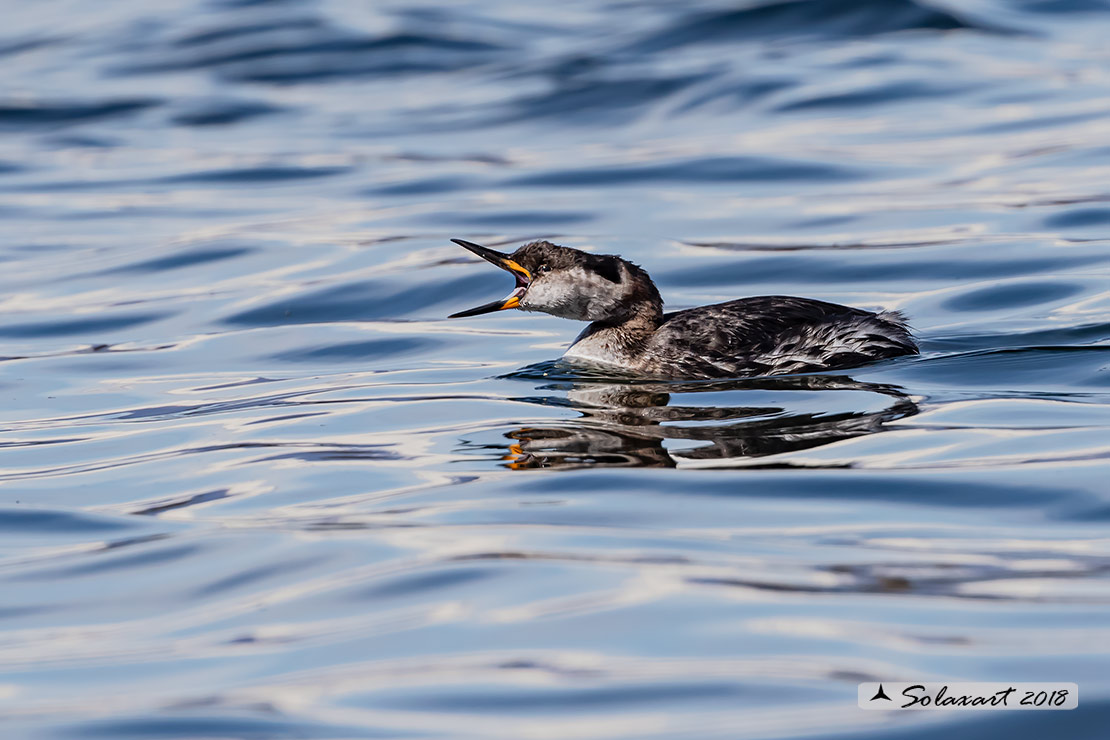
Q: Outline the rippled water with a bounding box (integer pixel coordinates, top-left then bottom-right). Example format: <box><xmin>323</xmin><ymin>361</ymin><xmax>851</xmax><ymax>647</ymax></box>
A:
<box><xmin>2</xmin><ymin>1</ymin><xmax>1109</xmax><ymax>737</ymax></box>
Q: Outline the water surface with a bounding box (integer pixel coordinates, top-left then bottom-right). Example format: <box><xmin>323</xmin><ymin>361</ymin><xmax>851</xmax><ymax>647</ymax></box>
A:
<box><xmin>1</xmin><ymin>1</ymin><xmax>1109</xmax><ymax>738</ymax></box>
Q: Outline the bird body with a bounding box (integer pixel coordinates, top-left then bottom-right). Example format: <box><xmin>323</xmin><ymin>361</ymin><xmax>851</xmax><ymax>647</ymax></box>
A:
<box><xmin>568</xmin><ymin>296</ymin><xmax>915</xmax><ymax>379</ymax></box>
<box><xmin>449</xmin><ymin>239</ymin><xmax>917</xmax><ymax>380</ymax></box>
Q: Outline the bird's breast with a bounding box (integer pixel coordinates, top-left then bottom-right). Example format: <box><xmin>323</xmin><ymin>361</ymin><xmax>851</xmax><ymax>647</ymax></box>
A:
<box><xmin>562</xmin><ymin>332</ymin><xmax>635</xmax><ymax>368</ymax></box>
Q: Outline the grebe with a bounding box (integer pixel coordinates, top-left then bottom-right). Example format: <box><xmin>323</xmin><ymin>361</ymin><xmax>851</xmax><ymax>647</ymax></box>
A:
<box><xmin>448</xmin><ymin>239</ymin><xmax>917</xmax><ymax>379</ymax></box>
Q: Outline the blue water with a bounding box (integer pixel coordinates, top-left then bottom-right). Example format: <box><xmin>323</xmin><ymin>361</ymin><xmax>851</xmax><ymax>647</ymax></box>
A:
<box><xmin>2</xmin><ymin>1</ymin><xmax>1109</xmax><ymax>737</ymax></box>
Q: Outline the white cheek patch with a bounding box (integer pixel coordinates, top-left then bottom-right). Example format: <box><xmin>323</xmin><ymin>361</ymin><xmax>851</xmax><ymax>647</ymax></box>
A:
<box><xmin>522</xmin><ymin>267</ymin><xmax>623</xmax><ymax>320</ymax></box>
<box><xmin>520</xmin><ymin>281</ymin><xmax>567</xmax><ymax>315</ymax></box>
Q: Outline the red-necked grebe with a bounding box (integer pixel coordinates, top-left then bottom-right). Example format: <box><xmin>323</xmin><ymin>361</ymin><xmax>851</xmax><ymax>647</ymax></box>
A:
<box><xmin>448</xmin><ymin>239</ymin><xmax>917</xmax><ymax>379</ymax></box>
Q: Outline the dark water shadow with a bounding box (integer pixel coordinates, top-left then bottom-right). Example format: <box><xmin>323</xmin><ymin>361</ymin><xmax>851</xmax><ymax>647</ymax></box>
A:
<box><xmin>0</xmin><ymin>98</ymin><xmax>161</xmax><ymax>129</ymax></box>
<box><xmin>624</xmin><ymin>0</ymin><xmax>1013</xmax><ymax>54</ymax></box>
<box><xmin>480</xmin><ymin>364</ymin><xmax>917</xmax><ymax>469</ymax></box>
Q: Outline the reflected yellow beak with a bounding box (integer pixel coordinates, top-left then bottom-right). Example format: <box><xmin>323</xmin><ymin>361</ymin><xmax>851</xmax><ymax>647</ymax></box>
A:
<box><xmin>448</xmin><ymin>239</ymin><xmax>532</xmax><ymax>318</ymax></box>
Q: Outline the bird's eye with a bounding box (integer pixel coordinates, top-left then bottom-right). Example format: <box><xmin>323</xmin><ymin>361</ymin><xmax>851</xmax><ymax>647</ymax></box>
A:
<box><xmin>537</xmin><ymin>264</ymin><xmax>550</xmax><ymax>274</ymax></box>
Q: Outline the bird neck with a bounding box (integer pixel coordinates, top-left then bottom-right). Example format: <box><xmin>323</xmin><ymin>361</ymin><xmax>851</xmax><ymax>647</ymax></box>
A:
<box><xmin>605</xmin><ymin>266</ymin><xmax>664</xmax><ymax>331</ymax></box>
<box><xmin>565</xmin><ymin>266</ymin><xmax>665</xmax><ymax>365</ymax></box>
<box><xmin>579</xmin><ymin>295</ymin><xmax>663</xmax><ymax>354</ymax></box>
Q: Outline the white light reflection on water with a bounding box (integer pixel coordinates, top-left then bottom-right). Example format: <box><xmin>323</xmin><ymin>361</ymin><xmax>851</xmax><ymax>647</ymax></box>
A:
<box><xmin>1</xmin><ymin>0</ymin><xmax>1110</xmax><ymax>738</ymax></box>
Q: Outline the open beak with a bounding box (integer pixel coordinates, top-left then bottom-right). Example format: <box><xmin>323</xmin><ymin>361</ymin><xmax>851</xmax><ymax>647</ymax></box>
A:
<box><xmin>448</xmin><ymin>239</ymin><xmax>532</xmax><ymax>318</ymax></box>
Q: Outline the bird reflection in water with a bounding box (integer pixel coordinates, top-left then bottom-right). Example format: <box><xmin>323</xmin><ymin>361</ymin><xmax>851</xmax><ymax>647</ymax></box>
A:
<box><xmin>486</xmin><ymin>363</ymin><xmax>918</xmax><ymax>469</ymax></box>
